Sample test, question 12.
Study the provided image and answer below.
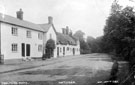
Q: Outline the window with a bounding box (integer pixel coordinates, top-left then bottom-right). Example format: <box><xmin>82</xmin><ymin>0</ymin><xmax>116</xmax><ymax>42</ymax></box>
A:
<box><xmin>67</xmin><ymin>47</ymin><xmax>69</xmax><ymax>51</ymax></box>
<box><xmin>38</xmin><ymin>45</ymin><xmax>42</xmax><ymax>52</ymax></box>
<box><xmin>38</xmin><ymin>33</ymin><xmax>43</xmax><ymax>40</ymax></box>
<box><xmin>60</xmin><ymin>48</ymin><xmax>62</xmax><ymax>52</ymax></box>
<box><xmin>12</xmin><ymin>27</ymin><xmax>18</xmax><ymax>36</ymax></box>
<box><xmin>12</xmin><ymin>44</ymin><xmax>18</xmax><ymax>52</ymax></box>
<box><xmin>26</xmin><ymin>30</ymin><xmax>31</xmax><ymax>38</ymax></box>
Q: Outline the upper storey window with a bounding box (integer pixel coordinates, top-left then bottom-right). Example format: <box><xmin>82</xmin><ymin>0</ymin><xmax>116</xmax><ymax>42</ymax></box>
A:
<box><xmin>12</xmin><ymin>27</ymin><xmax>18</xmax><ymax>36</ymax></box>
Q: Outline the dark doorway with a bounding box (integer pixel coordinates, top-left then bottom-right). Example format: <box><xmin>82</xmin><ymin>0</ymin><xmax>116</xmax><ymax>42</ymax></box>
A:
<box><xmin>22</xmin><ymin>43</ymin><xmax>25</xmax><ymax>57</ymax></box>
<box><xmin>26</xmin><ymin>44</ymin><xmax>30</xmax><ymax>56</ymax></box>
<box><xmin>73</xmin><ymin>48</ymin><xmax>75</xmax><ymax>55</ymax></box>
<box><xmin>57</xmin><ymin>47</ymin><xmax>59</xmax><ymax>56</ymax></box>
<box><xmin>63</xmin><ymin>47</ymin><xmax>65</xmax><ymax>56</ymax></box>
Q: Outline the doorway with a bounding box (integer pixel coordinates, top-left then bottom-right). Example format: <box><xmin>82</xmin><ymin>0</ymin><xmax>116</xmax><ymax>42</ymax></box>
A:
<box><xmin>57</xmin><ymin>47</ymin><xmax>59</xmax><ymax>56</ymax></box>
<box><xmin>73</xmin><ymin>48</ymin><xmax>75</xmax><ymax>55</ymax></box>
<box><xmin>63</xmin><ymin>47</ymin><xmax>65</xmax><ymax>56</ymax></box>
<box><xmin>22</xmin><ymin>43</ymin><xmax>25</xmax><ymax>57</ymax></box>
<box><xmin>26</xmin><ymin>44</ymin><xmax>30</xmax><ymax>56</ymax></box>
<box><xmin>22</xmin><ymin>43</ymin><xmax>31</xmax><ymax>57</ymax></box>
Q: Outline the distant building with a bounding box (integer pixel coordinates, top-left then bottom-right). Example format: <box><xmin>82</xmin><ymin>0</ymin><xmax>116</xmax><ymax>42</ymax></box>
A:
<box><xmin>57</xmin><ymin>26</ymin><xmax>80</xmax><ymax>57</ymax></box>
<box><xmin>0</xmin><ymin>9</ymin><xmax>80</xmax><ymax>60</ymax></box>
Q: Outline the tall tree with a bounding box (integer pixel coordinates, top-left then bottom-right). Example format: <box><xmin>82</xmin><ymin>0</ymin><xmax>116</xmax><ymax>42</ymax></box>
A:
<box><xmin>73</xmin><ymin>30</ymin><xmax>85</xmax><ymax>41</ymax></box>
<box><xmin>103</xmin><ymin>3</ymin><xmax>135</xmax><ymax>61</ymax></box>
<box><xmin>73</xmin><ymin>30</ymin><xmax>90</xmax><ymax>54</ymax></box>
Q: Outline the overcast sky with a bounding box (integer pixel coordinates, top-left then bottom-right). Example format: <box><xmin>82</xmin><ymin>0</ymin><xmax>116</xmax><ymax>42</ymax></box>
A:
<box><xmin>0</xmin><ymin>0</ymin><xmax>134</xmax><ymax>38</ymax></box>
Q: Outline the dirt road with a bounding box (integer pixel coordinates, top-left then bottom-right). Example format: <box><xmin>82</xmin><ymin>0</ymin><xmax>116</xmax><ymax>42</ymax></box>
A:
<box><xmin>0</xmin><ymin>53</ymin><xmax>113</xmax><ymax>85</ymax></box>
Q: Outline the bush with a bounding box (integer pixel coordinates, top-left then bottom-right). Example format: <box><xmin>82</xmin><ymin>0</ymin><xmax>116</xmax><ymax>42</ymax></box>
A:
<box><xmin>42</xmin><ymin>54</ymin><xmax>47</xmax><ymax>60</ymax></box>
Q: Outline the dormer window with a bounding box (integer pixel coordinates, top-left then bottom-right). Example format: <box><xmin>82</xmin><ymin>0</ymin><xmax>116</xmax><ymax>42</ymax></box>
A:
<box><xmin>12</xmin><ymin>27</ymin><xmax>18</xmax><ymax>36</ymax></box>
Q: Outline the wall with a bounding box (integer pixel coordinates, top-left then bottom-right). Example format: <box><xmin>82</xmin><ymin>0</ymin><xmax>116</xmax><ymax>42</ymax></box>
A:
<box><xmin>56</xmin><ymin>43</ymin><xmax>80</xmax><ymax>57</ymax></box>
<box><xmin>1</xmin><ymin>23</ymin><xmax>43</xmax><ymax>59</ymax></box>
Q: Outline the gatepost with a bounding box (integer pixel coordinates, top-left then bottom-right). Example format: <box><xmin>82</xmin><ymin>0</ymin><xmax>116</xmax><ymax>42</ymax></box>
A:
<box><xmin>0</xmin><ymin>54</ymin><xmax>4</xmax><ymax>64</ymax></box>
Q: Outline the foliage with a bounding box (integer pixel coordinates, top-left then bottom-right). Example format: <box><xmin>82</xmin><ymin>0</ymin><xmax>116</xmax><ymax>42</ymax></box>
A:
<box><xmin>103</xmin><ymin>1</ymin><xmax>135</xmax><ymax>61</ymax></box>
<box><xmin>42</xmin><ymin>39</ymin><xmax>55</xmax><ymax>59</ymax></box>
<box><xmin>73</xmin><ymin>30</ymin><xmax>85</xmax><ymax>41</ymax></box>
<box><xmin>73</xmin><ymin>30</ymin><xmax>91</xmax><ymax>54</ymax></box>
<box><xmin>46</xmin><ymin>39</ymin><xmax>56</xmax><ymax>49</ymax></box>
<box><xmin>86</xmin><ymin>36</ymin><xmax>105</xmax><ymax>53</ymax></box>
<box><xmin>80</xmin><ymin>39</ymin><xmax>91</xmax><ymax>54</ymax></box>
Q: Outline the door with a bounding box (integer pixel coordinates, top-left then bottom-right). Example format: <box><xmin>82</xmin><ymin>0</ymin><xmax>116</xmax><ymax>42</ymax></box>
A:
<box><xmin>57</xmin><ymin>47</ymin><xmax>59</xmax><ymax>56</ymax></box>
<box><xmin>22</xmin><ymin>43</ymin><xmax>25</xmax><ymax>57</ymax></box>
<box><xmin>73</xmin><ymin>48</ymin><xmax>75</xmax><ymax>55</ymax></box>
<box><xmin>26</xmin><ymin>44</ymin><xmax>30</xmax><ymax>56</ymax></box>
<box><xmin>63</xmin><ymin>47</ymin><xmax>65</xmax><ymax>56</ymax></box>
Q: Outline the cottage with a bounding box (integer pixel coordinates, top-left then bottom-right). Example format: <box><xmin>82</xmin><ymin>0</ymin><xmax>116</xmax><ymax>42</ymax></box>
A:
<box><xmin>56</xmin><ymin>26</ymin><xmax>80</xmax><ymax>57</ymax></box>
<box><xmin>0</xmin><ymin>9</ymin><xmax>80</xmax><ymax>60</ymax></box>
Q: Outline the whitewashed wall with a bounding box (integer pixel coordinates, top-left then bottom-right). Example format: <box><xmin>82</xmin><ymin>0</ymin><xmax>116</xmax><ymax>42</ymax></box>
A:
<box><xmin>56</xmin><ymin>43</ymin><xmax>80</xmax><ymax>57</ymax></box>
<box><xmin>1</xmin><ymin>23</ymin><xmax>43</xmax><ymax>59</ymax></box>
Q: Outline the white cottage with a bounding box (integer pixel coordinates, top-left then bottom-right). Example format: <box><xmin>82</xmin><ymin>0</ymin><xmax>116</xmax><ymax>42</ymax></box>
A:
<box><xmin>56</xmin><ymin>27</ymin><xmax>80</xmax><ymax>57</ymax></box>
<box><xmin>0</xmin><ymin>9</ymin><xmax>80</xmax><ymax>60</ymax></box>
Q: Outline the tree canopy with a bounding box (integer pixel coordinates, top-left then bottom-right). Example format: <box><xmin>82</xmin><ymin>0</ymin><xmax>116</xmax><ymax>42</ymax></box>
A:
<box><xmin>73</xmin><ymin>30</ymin><xmax>91</xmax><ymax>54</ymax></box>
<box><xmin>103</xmin><ymin>1</ymin><xmax>135</xmax><ymax>62</ymax></box>
<box><xmin>46</xmin><ymin>39</ymin><xmax>56</xmax><ymax>49</ymax></box>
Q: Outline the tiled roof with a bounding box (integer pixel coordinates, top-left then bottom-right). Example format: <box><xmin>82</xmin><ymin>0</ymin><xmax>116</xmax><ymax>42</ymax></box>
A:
<box><xmin>57</xmin><ymin>32</ymin><xmax>77</xmax><ymax>45</ymax></box>
<box><xmin>0</xmin><ymin>13</ymin><xmax>44</xmax><ymax>32</ymax></box>
<box><xmin>39</xmin><ymin>24</ymin><xmax>51</xmax><ymax>32</ymax></box>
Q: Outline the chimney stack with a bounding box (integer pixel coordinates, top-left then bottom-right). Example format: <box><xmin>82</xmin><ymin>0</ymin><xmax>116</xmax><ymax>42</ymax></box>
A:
<box><xmin>48</xmin><ymin>16</ymin><xmax>53</xmax><ymax>24</ymax></box>
<box><xmin>16</xmin><ymin>8</ymin><xmax>23</xmax><ymax>20</ymax></box>
<box><xmin>66</xmin><ymin>26</ymin><xmax>69</xmax><ymax>35</ymax></box>
<box><xmin>69</xmin><ymin>29</ymin><xmax>73</xmax><ymax>36</ymax></box>
<box><xmin>62</xmin><ymin>28</ymin><xmax>66</xmax><ymax>35</ymax></box>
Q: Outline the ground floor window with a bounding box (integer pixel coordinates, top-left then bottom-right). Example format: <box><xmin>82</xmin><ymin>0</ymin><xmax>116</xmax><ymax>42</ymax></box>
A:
<box><xmin>38</xmin><ymin>45</ymin><xmax>43</xmax><ymax>52</ymax></box>
<box><xmin>67</xmin><ymin>47</ymin><xmax>69</xmax><ymax>51</ymax></box>
<box><xmin>12</xmin><ymin>43</ymin><xmax>18</xmax><ymax>52</ymax></box>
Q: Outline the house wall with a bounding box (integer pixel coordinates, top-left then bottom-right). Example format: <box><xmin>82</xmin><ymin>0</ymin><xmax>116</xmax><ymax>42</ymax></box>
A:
<box><xmin>46</xmin><ymin>26</ymin><xmax>57</xmax><ymax>58</ymax></box>
<box><xmin>56</xmin><ymin>43</ymin><xmax>80</xmax><ymax>57</ymax></box>
<box><xmin>1</xmin><ymin>23</ymin><xmax>44</xmax><ymax>59</ymax></box>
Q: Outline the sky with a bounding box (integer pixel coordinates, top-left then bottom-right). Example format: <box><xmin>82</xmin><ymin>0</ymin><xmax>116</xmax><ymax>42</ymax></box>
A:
<box><xmin>0</xmin><ymin>0</ymin><xmax>134</xmax><ymax>38</ymax></box>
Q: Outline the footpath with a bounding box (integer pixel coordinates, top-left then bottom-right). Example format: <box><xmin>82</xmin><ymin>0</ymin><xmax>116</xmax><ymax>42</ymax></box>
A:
<box><xmin>0</xmin><ymin>55</ymin><xmax>85</xmax><ymax>74</ymax></box>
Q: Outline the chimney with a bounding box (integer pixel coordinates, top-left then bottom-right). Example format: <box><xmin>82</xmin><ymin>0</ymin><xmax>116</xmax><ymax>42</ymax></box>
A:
<box><xmin>62</xmin><ymin>28</ymin><xmax>66</xmax><ymax>34</ymax></box>
<box><xmin>16</xmin><ymin>8</ymin><xmax>23</xmax><ymax>20</ymax></box>
<box><xmin>48</xmin><ymin>16</ymin><xmax>53</xmax><ymax>24</ymax></box>
<box><xmin>66</xmin><ymin>26</ymin><xmax>69</xmax><ymax>35</ymax></box>
<box><xmin>69</xmin><ymin>29</ymin><xmax>73</xmax><ymax>36</ymax></box>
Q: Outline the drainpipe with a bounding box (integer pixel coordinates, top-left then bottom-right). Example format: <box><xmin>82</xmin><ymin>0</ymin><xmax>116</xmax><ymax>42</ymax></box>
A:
<box><xmin>0</xmin><ymin>22</ymin><xmax>1</xmax><ymax>64</ymax></box>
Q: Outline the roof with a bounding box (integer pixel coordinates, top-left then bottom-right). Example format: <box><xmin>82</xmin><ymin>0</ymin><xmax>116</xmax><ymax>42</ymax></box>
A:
<box><xmin>0</xmin><ymin>13</ymin><xmax>45</xmax><ymax>32</ymax></box>
<box><xmin>57</xmin><ymin>32</ymin><xmax>77</xmax><ymax>45</ymax></box>
<box><xmin>39</xmin><ymin>23</ymin><xmax>51</xmax><ymax>32</ymax></box>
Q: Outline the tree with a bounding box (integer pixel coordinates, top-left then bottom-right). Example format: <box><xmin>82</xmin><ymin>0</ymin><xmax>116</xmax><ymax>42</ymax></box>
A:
<box><xmin>87</xmin><ymin>36</ymin><xmax>104</xmax><ymax>53</ymax></box>
<box><xmin>73</xmin><ymin>30</ymin><xmax>85</xmax><ymax>41</ymax></box>
<box><xmin>73</xmin><ymin>30</ymin><xmax>91</xmax><ymax>54</ymax></box>
<box><xmin>103</xmin><ymin>2</ymin><xmax>135</xmax><ymax>61</ymax></box>
<box><xmin>45</xmin><ymin>39</ymin><xmax>55</xmax><ymax>58</ymax></box>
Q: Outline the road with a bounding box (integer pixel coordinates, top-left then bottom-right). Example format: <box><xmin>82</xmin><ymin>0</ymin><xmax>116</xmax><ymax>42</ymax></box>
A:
<box><xmin>0</xmin><ymin>53</ymin><xmax>113</xmax><ymax>85</ymax></box>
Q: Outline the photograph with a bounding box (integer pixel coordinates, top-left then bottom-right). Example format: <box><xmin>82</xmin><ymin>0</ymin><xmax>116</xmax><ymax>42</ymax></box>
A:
<box><xmin>0</xmin><ymin>0</ymin><xmax>134</xmax><ymax>85</ymax></box>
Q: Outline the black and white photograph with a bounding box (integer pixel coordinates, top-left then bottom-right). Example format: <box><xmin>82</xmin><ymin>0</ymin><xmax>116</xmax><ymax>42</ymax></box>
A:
<box><xmin>0</xmin><ymin>0</ymin><xmax>134</xmax><ymax>85</ymax></box>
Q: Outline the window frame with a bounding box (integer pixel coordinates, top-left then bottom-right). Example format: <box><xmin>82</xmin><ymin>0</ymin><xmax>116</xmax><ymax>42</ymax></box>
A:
<box><xmin>26</xmin><ymin>30</ymin><xmax>32</xmax><ymax>38</ymax></box>
<box><xmin>11</xmin><ymin>43</ymin><xmax>18</xmax><ymax>52</ymax></box>
<box><xmin>11</xmin><ymin>27</ymin><xmax>18</xmax><ymax>36</ymax></box>
<box><xmin>38</xmin><ymin>32</ymin><xmax>43</xmax><ymax>40</ymax></box>
<box><xmin>38</xmin><ymin>44</ymin><xmax>43</xmax><ymax>52</ymax></box>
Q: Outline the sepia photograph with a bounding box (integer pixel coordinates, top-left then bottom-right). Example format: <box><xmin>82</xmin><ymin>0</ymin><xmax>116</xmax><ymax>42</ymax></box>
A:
<box><xmin>0</xmin><ymin>0</ymin><xmax>134</xmax><ymax>85</ymax></box>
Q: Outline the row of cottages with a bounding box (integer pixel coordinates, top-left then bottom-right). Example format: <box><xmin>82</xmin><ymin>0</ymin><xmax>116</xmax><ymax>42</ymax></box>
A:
<box><xmin>0</xmin><ymin>9</ymin><xmax>80</xmax><ymax>60</ymax></box>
